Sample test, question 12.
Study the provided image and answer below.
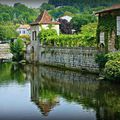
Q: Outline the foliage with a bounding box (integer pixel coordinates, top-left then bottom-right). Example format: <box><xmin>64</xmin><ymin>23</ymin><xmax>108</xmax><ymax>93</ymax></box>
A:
<box><xmin>96</xmin><ymin>52</ymin><xmax>120</xmax><ymax>80</ymax></box>
<box><xmin>38</xmin><ymin>29</ymin><xmax>57</xmax><ymax>45</ymax></box>
<box><xmin>0</xmin><ymin>3</ymin><xmax>38</xmax><ymax>24</ymax></box>
<box><xmin>106</xmin><ymin>52</ymin><xmax>120</xmax><ymax>61</ymax></box>
<box><xmin>48</xmin><ymin>0</ymin><xmax>119</xmax><ymax>8</ymax></box>
<box><xmin>95</xmin><ymin>53</ymin><xmax>108</xmax><ymax>69</ymax></box>
<box><xmin>96</xmin><ymin>52</ymin><xmax>120</xmax><ymax>69</ymax></box>
<box><xmin>70</xmin><ymin>14</ymin><xmax>97</xmax><ymax>32</ymax></box>
<box><xmin>10</xmin><ymin>38</ymin><xmax>25</xmax><ymax>62</ymax></box>
<box><xmin>19</xmin><ymin>34</ymin><xmax>31</xmax><ymax>45</ymax></box>
<box><xmin>96</xmin><ymin>12</ymin><xmax>120</xmax><ymax>52</ymax></box>
<box><xmin>80</xmin><ymin>22</ymin><xmax>97</xmax><ymax>46</ymax></box>
<box><xmin>49</xmin><ymin>6</ymin><xmax>80</xmax><ymax>19</ymax></box>
<box><xmin>0</xmin><ymin>22</ymin><xmax>18</xmax><ymax>41</ymax></box>
<box><xmin>58</xmin><ymin>19</ymin><xmax>72</xmax><ymax>34</ymax></box>
<box><xmin>104</xmin><ymin>60</ymin><xmax>120</xmax><ymax>81</ymax></box>
<box><xmin>19</xmin><ymin>34</ymin><xmax>30</xmax><ymax>41</ymax></box>
<box><xmin>40</xmin><ymin>3</ymin><xmax>55</xmax><ymax>11</ymax></box>
<box><xmin>47</xmin><ymin>22</ymin><xmax>97</xmax><ymax>47</ymax></box>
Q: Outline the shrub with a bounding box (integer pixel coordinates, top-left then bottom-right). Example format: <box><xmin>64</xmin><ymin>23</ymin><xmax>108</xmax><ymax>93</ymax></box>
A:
<box><xmin>104</xmin><ymin>60</ymin><xmax>120</xmax><ymax>81</ymax></box>
<box><xmin>96</xmin><ymin>52</ymin><xmax>120</xmax><ymax>69</ymax></box>
<box><xmin>10</xmin><ymin>38</ymin><xmax>25</xmax><ymax>62</ymax></box>
<box><xmin>19</xmin><ymin>34</ymin><xmax>30</xmax><ymax>45</ymax></box>
<box><xmin>106</xmin><ymin>52</ymin><xmax>120</xmax><ymax>61</ymax></box>
<box><xmin>95</xmin><ymin>53</ymin><xmax>108</xmax><ymax>69</ymax></box>
<box><xmin>19</xmin><ymin>34</ymin><xmax>30</xmax><ymax>41</ymax></box>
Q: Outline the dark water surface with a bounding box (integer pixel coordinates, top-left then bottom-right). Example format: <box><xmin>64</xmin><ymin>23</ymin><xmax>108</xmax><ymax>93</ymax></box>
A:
<box><xmin>0</xmin><ymin>63</ymin><xmax>120</xmax><ymax>120</ymax></box>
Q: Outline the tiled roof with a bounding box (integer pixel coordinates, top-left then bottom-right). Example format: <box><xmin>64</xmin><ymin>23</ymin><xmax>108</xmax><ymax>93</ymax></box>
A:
<box><xmin>95</xmin><ymin>4</ymin><xmax>120</xmax><ymax>14</ymax></box>
<box><xmin>19</xmin><ymin>24</ymin><xmax>30</xmax><ymax>29</ymax></box>
<box><xmin>30</xmin><ymin>11</ymin><xmax>60</xmax><ymax>25</ymax></box>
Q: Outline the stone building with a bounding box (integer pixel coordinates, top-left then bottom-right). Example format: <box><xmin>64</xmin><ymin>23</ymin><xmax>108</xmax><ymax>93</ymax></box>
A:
<box><xmin>30</xmin><ymin>11</ymin><xmax>60</xmax><ymax>41</ymax></box>
<box><xmin>96</xmin><ymin>5</ymin><xmax>120</xmax><ymax>52</ymax></box>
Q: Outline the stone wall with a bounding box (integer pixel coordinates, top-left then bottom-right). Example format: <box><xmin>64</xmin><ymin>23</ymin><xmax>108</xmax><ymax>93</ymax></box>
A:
<box><xmin>26</xmin><ymin>44</ymin><xmax>99</xmax><ymax>73</ymax></box>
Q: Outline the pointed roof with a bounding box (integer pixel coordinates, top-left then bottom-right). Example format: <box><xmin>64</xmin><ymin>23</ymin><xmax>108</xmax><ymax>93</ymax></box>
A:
<box><xmin>30</xmin><ymin>11</ymin><xmax>60</xmax><ymax>25</ymax></box>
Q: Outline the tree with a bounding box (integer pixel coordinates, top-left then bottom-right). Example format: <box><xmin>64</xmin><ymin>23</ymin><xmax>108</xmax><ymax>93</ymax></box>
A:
<box><xmin>10</xmin><ymin>38</ymin><xmax>25</xmax><ymax>62</ymax></box>
<box><xmin>40</xmin><ymin>3</ymin><xmax>55</xmax><ymax>11</ymax></box>
<box><xmin>58</xmin><ymin>19</ymin><xmax>72</xmax><ymax>34</ymax></box>
<box><xmin>80</xmin><ymin>22</ymin><xmax>97</xmax><ymax>46</ymax></box>
<box><xmin>0</xmin><ymin>22</ymin><xmax>18</xmax><ymax>41</ymax></box>
<box><xmin>70</xmin><ymin>14</ymin><xmax>97</xmax><ymax>32</ymax></box>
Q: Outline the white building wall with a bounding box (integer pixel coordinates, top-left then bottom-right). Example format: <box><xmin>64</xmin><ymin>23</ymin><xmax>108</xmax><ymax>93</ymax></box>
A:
<box><xmin>17</xmin><ymin>28</ymin><xmax>30</xmax><ymax>36</ymax></box>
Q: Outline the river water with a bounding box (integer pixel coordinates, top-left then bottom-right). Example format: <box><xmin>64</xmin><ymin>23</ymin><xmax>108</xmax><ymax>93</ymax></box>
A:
<box><xmin>0</xmin><ymin>63</ymin><xmax>120</xmax><ymax>120</ymax></box>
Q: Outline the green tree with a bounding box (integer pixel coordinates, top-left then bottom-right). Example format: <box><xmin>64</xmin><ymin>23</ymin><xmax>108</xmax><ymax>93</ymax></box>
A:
<box><xmin>70</xmin><ymin>14</ymin><xmax>97</xmax><ymax>32</ymax></box>
<box><xmin>10</xmin><ymin>38</ymin><xmax>25</xmax><ymax>62</ymax></box>
<box><xmin>0</xmin><ymin>22</ymin><xmax>18</xmax><ymax>41</ymax></box>
<box><xmin>40</xmin><ymin>3</ymin><xmax>55</xmax><ymax>11</ymax></box>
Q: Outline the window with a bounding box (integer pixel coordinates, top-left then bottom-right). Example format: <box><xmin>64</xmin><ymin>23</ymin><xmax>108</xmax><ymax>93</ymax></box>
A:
<box><xmin>100</xmin><ymin>32</ymin><xmax>105</xmax><ymax>45</ymax></box>
<box><xmin>23</xmin><ymin>30</ymin><xmax>26</xmax><ymax>34</ymax></box>
<box><xmin>117</xmin><ymin>16</ymin><xmax>120</xmax><ymax>35</ymax></box>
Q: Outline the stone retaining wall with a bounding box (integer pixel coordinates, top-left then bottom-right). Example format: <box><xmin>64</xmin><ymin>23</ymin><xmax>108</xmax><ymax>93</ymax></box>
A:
<box><xmin>26</xmin><ymin>43</ymin><xmax>99</xmax><ymax>73</ymax></box>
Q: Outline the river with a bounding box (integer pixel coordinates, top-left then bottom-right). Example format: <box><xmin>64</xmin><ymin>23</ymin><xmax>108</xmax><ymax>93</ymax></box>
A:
<box><xmin>0</xmin><ymin>63</ymin><xmax>120</xmax><ymax>120</ymax></box>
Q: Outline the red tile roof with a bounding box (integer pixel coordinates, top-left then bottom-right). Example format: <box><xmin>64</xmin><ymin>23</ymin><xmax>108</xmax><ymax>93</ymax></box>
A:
<box><xmin>95</xmin><ymin>4</ymin><xmax>120</xmax><ymax>14</ymax></box>
<box><xmin>30</xmin><ymin>11</ymin><xmax>60</xmax><ymax>25</ymax></box>
<box><xmin>19</xmin><ymin>24</ymin><xmax>30</xmax><ymax>29</ymax></box>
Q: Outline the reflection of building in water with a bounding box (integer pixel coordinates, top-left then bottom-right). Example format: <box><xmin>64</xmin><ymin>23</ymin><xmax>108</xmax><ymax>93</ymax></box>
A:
<box><xmin>36</xmin><ymin>97</ymin><xmax>59</xmax><ymax>116</ymax></box>
<box><xmin>30</xmin><ymin>66</ymin><xmax>59</xmax><ymax>116</ymax></box>
<box><xmin>27</xmin><ymin>65</ymin><xmax>120</xmax><ymax>120</ymax></box>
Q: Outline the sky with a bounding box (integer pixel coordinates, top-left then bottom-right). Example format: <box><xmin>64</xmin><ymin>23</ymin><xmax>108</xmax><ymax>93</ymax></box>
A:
<box><xmin>0</xmin><ymin>0</ymin><xmax>48</xmax><ymax>8</ymax></box>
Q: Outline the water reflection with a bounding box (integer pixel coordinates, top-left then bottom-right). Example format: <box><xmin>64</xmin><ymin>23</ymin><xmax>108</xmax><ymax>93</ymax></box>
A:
<box><xmin>0</xmin><ymin>63</ymin><xmax>120</xmax><ymax>120</ymax></box>
<box><xmin>28</xmin><ymin>65</ymin><xmax>120</xmax><ymax>120</ymax></box>
<box><xmin>0</xmin><ymin>63</ymin><xmax>26</xmax><ymax>85</ymax></box>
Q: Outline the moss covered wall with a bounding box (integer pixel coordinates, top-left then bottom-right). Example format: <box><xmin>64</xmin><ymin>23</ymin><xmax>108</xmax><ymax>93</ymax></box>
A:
<box><xmin>97</xmin><ymin>10</ymin><xmax>120</xmax><ymax>52</ymax></box>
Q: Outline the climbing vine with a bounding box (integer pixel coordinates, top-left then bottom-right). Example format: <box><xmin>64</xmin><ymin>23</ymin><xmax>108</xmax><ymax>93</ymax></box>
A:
<box><xmin>97</xmin><ymin>11</ymin><xmax>120</xmax><ymax>52</ymax></box>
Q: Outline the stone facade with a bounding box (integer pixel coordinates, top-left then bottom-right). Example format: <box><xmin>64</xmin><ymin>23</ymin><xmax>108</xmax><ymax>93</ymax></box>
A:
<box><xmin>96</xmin><ymin>5</ymin><xmax>120</xmax><ymax>52</ymax></box>
<box><xmin>26</xmin><ymin>43</ymin><xmax>99</xmax><ymax>73</ymax></box>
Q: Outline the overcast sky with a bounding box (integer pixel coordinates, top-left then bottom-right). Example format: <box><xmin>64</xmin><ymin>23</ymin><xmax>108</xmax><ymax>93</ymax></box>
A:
<box><xmin>0</xmin><ymin>0</ymin><xmax>48</xmax><ymax>8</ymax></box>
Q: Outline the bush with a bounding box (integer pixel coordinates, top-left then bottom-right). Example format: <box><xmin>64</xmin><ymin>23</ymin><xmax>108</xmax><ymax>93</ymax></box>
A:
<box><xmin>95</xmin><ymin>53</ymin><xmax>108</xmax><ymax>69</ymax></box>
<box><xmin>96</xmin><ymin>52</ymin><xmax>120</xmax><ymax>69</ymax></box>
<box><xmin>19</xmin><ymin>34</ymin><xmax>30</xmax><ymax>45</ymax></box>
<box><xmin>10</xmin><ymin>38</ymin><xmax>25</xmax><ymax>62</ymax></box>
<box><xmin>47</xmin><ymin>34</ymin><xmax>86</xmax><ymax>47</ymax></box>
<box><xmin>104</xmin><ymin>60</ymin><xmax>120</xmax><ymax>81</ymax></box>
<box><xmin>19</xmin><ymin>34</ymin><xmax>30</xmax><ymax>41</ymax></box>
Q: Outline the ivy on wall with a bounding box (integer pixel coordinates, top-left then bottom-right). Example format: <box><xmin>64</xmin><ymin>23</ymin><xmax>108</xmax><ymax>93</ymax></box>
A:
<box><xmin>97</xmin><ymin>10</ymin><xmax>120</xmax><ymax>52</ymax></box>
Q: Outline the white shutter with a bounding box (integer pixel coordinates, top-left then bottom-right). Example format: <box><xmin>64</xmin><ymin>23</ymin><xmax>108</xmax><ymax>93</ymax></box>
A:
<box><xmin>100</xmin><ymin>32</ymin><xmax>105</xmax><ymax>44</ymax></box>
<box><xmin>117</xmin><ymin>16</ymin><xmax>120</xmax><ymax>35</ymax></box>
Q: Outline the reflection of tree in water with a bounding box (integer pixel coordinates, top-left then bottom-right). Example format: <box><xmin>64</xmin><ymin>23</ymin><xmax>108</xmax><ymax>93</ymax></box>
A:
<box><xmin>10</xmin><ymin>64</ymin><xmax>26</xmax><ymax>84</ymax></box>
<box><xmin>0</xmin><ymin>63</ymin><xmax>12</xmax><ymax>83</ymax></box>
<box><xmin>95</xmin><ymin>82</ymin><xmax>120</xmax><ymax>120</ymax></box>
<box><xmin>29</xmin><ymin>66</ymin><xmax>120</xmax><ymax>120</ymax></box>
<box><xmin>0</xmin><ymin>63</ymin><xmax>26</xmax><ymax>84</ymax></box>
